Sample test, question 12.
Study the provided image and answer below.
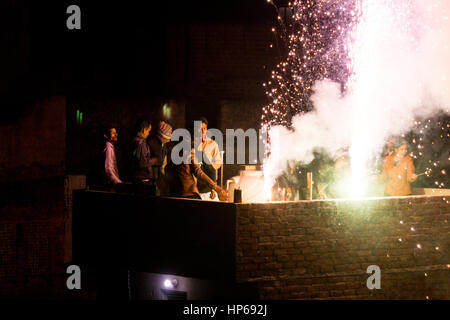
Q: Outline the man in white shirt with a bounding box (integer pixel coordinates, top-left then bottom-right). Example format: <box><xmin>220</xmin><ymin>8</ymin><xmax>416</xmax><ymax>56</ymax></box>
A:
<box><xmin>197</xmin><ymin>117</ymin><xmax>223</xmax><ymax>201</ymax></box>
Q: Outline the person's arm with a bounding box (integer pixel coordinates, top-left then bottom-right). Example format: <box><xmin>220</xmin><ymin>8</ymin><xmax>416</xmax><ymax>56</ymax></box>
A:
<box><xmin>136</xmin><ymin>140</ymin><xmax>157</xmax><ymax>167</ymax></box>
<box><xmin>191</xmin><ymin>163</ymin><xmax>217</xmax><ymax>190</ymax></box>
<box><xmin>211</xmin><ymin>142</ymin><xmax>222</xmax><ymax>170</ymax></box>
<box><xmin>105</xmin><ymin>144</ymin><xmax>122</xmax><ymax>184</ymax></box>
<box><xmin>377</xmin><ymin>158</ymin><xmax>389</xmax><ymax>181</ymax></box>
<box><xmin>406</xmin><ymin>157</ymin><xmax>417</xmax><ymax>183</ymax></box>
<box><xmin>190</xmin><ymin>154</ymin><xmax>228</xmax><ymax>200</ymax></box>
<box><xmin>316</xmin><ymin>183</ymin><xmax>328</xmax><ymax>199</ymax></box>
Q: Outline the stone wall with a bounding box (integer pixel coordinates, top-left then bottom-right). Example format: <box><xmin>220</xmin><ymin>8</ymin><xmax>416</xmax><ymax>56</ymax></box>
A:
<box><xmin>235</xmin><ymin>195</ymin><xmax>450</xmax><ymax>299</ymax></box>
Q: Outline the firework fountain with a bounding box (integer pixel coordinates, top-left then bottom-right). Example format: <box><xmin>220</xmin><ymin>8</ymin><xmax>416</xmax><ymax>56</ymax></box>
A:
<box><xmin>262</xmin><ymin>0</ymin><xmax>450</xmax><ymax>200</ymax></box>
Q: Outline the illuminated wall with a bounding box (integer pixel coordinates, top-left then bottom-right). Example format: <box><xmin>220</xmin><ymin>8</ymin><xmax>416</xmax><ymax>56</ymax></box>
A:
<box><xmin>236</xmin><ymin>195</ymin><xmax>450</xmax><ymax>299</ymax></box>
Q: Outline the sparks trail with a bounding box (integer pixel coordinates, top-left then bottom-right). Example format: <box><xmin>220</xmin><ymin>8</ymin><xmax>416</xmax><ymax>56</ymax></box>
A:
<box><xmin>262</xmin><ymin>0</ymin><xmax>449</xmax><ymax>200</ymax></box>
<box><xmin>262</xmin><ymin>0</ymin><xmax>360</xmax><ymax>130</ymax></box>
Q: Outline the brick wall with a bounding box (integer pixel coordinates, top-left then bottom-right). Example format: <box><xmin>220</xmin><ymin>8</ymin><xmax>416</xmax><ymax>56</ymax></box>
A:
<box><xmin>166</xmin><ymin>24</ymin><xmax>273</xmax><ymax>101</ymax></box>
<box><xmin>0</xmin><ymin>96</ymin><xmax>66</xmax><ymax>182</ymax></box>
<box><xmin>236</xmin><ymin>195</ymin><xmax>450</xmax><ymax>299</ymax></box>
<box><xmin>0</xmin><ymin>96</ymin><xmax>68</xmax><ymax>298</ymax></box>
<box><xmin>218</xmin><ymin>100</ymin><xmax>264</xmax><ymax>182</ymax></box>
<box><xmin>165</xmin><ymin>23</ymin><xmax>272</xmax><ymax>155</ymax></box>
<box><xmin>0</xmin><ymin>200</ymin><xmax>66</xmax><ymax>298</ymax></box>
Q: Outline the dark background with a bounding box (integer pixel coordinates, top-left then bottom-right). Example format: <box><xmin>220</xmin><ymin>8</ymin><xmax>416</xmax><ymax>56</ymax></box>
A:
<box><xmin>1</xmin><ymin>0</ymin><xmax>282</xmax><ymax>176</ymax></box>
<box><xmin>0</xmin><ymin>0</ymin><xmax>278</xmax><ymax>121</ymax></box>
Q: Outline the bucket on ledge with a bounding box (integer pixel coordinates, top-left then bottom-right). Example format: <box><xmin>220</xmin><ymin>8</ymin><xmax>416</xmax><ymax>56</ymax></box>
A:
<box><xmin>233</xmin><ymin>189</ymin><xmax>242</xmax><ymax>203</ymax></box>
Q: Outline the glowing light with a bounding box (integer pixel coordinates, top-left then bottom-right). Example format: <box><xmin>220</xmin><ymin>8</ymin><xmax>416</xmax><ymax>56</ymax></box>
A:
<box><xmin>261</xmin><ymin>0</ymin><xmax>450</xmax><ymax>198</ymax></box>
<box><xmin>162</xmin><ymin>103</ymin><xmax>171</xmax><ymax>119</ymax></box>
<box><xmin>163</xmin><ymin>280</ymin><xmax>172</xmax><ymax>288</ymax></box>
<box><xmin>163</xmin><ymin>278</ymin><xmax>178</xmax><ymax>289</ymax></box>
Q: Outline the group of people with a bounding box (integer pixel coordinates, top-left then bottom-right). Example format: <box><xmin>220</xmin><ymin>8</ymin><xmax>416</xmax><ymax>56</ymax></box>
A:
<box><xmin>90</xmin><ymin>117</ymin><xmax>228</xmax><ymax>201</ymax></box>
<box><xmin>94</xmin><ymin>119</ymin><xmax>420</xmax><ymax>201</ymax></box>
<box><xmin>278</xmin><ymin>139</ymin><xmax>419</xmax><ymax>200</ymax></box>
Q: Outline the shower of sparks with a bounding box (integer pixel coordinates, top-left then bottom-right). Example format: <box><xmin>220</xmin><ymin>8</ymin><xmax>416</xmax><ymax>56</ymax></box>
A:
<box><xmin>262</xmin><ymin>0</ymin><xmax>360</xmax><ymax>131</ymax></box>
<box><xmin>262</xmin><ymin>0</ymin><xmax>449</xmax><ymax>199</ymax></box>
<box><xmin>261</xmin><ymin>2</ymin><xmax>449</xmax><ymax>290</ymax></box>
<box><xmin>408</xmin><ymin>113</ymin><xmax>450</xmax><ymax>189</ymax></box>
<box><xmin>347</xmin><ymin>0</ymin><xmax>429</xmax><ymax>195</ymax></box>
<box><xmin>262</xmin><ymin>0</ymin><xmax>360</xmax><ymax>200</ymax></box>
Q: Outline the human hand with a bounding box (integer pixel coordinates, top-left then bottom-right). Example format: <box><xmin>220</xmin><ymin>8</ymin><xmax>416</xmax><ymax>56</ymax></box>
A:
<box><xmin>410</xmin><ymin>173</ymin><xmax>418</xmax><ymax>182</ymax></box>
<box><xmin>217</xmin><ymin>188</ymin><xmax>228</xmax><ymax>201</ymax></box>
<box><xmin>151</xmin><ymin>157</ymin><xmax>159</xmax><ymax>165</ymax></box>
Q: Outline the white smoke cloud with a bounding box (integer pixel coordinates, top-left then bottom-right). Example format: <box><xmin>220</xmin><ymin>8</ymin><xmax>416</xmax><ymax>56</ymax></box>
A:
<box><xmin>264</xmin><ymin>0</ymin><xmax>450</xmax><ymax>194</ymax></box>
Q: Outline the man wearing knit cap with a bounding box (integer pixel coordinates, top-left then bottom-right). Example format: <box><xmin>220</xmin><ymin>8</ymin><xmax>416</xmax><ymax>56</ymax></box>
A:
<box><xmin>149</xmin><ymin>121</ymin><xmax>173</xmax><ymax>195</ymax></box>
<box><xmin>158</xmin><ymin>121</ymin><xmax>172</xmax><ymax>143</ymax></box>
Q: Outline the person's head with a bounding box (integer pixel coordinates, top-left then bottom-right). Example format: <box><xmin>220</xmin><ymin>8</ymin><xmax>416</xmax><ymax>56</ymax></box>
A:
<box><xmin>333</xmin><ymin>147</ymin><xmax>349</xmax><ymax>162</ymax></box>
<box><xmin>384</xmin><ymin>137</ymin><xmax>396</xmax><ymax>156</ymax></box>
<box><xmin>158</xmin><ymin>121</ymin><xmax>173</xmax><ymax>143</ymax></box>
<box><xmin>394</xmin><ymin>139</ymin><xmax>409</xmax><ymax>158</ymax></box>
<box><xmin>288</xmin><ymin>160</ymin><xmax>294</xmax><ymax>170</ymax></box>
<box><xmin>104</xmin><ymin>127</ymin><xmax>118</xmax><ymax>143</ymax></box>
<box><xmin>135</xmin><ymin>120</ymin><xmax>152</xmax><ymax>139</ymax></box>
<box><xmin>333</xmin><ymin>147</ymin><xmax>349</xmax><ymax>169</ymax></box>
<box><xmin>199</xmin><ymin>116</ymin><xmax>208</xmax><ymax>136</ymax></box>
<box><xmin>386</xmin><ymin>137</ymin><xmax>396</xmax><ymax>149</ymax></box>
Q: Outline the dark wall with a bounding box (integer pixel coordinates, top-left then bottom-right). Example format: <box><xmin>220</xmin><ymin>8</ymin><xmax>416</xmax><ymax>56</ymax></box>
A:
<box><xmin>167</xmin><ymin>24</ymin><xmax>273</xmax><ymax>128</ymax></box>
<box><xmin>1</xmin><ymin>0</ymin><xmax>278</xmax><ymax>174</ymax></box>
<box><xmin>0</xmin><ymin>96</ymin><xmax>66</xmax><ymax>183</ymax></box>
<box><xmin>72</xmin><ymin>191</ymin><xmax>237</xmax><ymax>298</ymax></box>
<box><xmin>0</xmin><ymin>1</ymin><xmax>279</xmax><ymax>298</ymax></box>
<box><xmin>73</xmin><ymin>191</ymin><xmax>237</xmax><ymax>279</ymax></box>
<box><xmin>1</xmin><ymin>0</ymin><xmax>277</xmax><ymax>119</ymax></box>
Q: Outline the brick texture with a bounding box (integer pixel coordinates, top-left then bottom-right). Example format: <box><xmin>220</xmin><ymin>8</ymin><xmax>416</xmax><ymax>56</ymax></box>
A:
<box><xmin>236</xmin><ymin>196</ymin><xmax>450</xmax><ymax>299</ymax></box>
<box><xmin>0</xmin><ymin>202</ymin><xmax>66</xmax><ymax>298</ymax></box>
<box><xmin>166</xmin><ymin>24</ymin><xmax>273</xmax><ymax>101</ymax></box>
<box><xmin>219</xmin><ymin>100</ymin><xmax>264</xmax><ymax>182</ymax></box>
<box><xmin>0</xmin><ymin>96</ymin><xmax>66</xmax><ymax>182</ymax></box>
<box><xmin>0</xmin><ymin>97</ymin><xmax>85</xmax><ymax>298</ymax></box>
